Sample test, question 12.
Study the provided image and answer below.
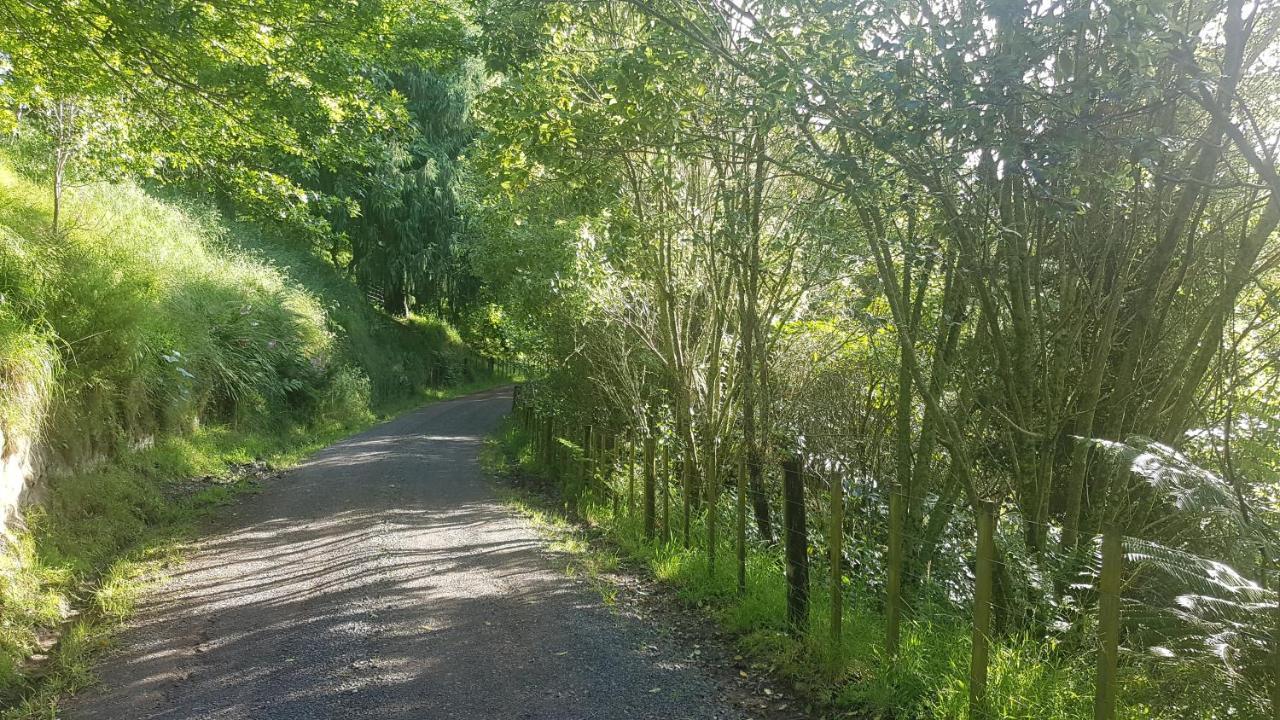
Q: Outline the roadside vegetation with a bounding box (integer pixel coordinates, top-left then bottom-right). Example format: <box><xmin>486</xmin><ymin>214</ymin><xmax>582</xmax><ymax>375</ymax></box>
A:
<box><xmin>0</xmin><ymin>150</ymin><xmax>504</xmax><ymax>715</ymax></box>
<box><xmin>471</xmin><ymin>1</ymin><xmax>1280</xmax><ymax>719</ymax></box>
<box><xmin>489</xmin><ymin>416</ymin><xmax>1101</xmax><ymax>719</ymax></box>
<box><xmin>0</xmin><ymin>0</ymin><xmax>514</xmax><ymax>712</ymax></box>
<box><xmin>2</xmin><ymin>0</ymin><xmax>1278</xmax><ymax>718</ymax></box>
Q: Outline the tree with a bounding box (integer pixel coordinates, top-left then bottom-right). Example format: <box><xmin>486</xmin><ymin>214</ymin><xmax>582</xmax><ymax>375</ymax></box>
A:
<box><xmin>330</xmin><ymin>62</ymin><xmax>482</xmax><ymax>317</ymax></box>
<box><xmin>0</xmin><ymin>0</ymin><xmax>474</xmax><ymax>247</ymax></box>
<box><xmin>475</xmin><ymin>0</ymin><xmax>1280</xmax><ymax>715</ymax></box>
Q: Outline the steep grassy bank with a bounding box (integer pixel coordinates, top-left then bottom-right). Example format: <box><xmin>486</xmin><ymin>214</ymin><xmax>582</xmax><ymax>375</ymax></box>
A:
<box><xmin>0</xmin><ymin>155</ymin><xmax>497</xmax><ymax>714</ymax></box>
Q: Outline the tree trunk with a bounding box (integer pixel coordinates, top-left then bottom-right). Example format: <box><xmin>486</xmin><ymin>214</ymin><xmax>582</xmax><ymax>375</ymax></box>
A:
<box><xmin>52</xmin><ymin>170</ymin><xmax>62</xmax><ymax>234</ymax></box>
<box><xmin>628</xmin><ymin>430</ymin><xmax>637</xmax><ymax>520</ymax></box>
<box><xmin>682</xmin><ymin>443</ymin><xmax>694</xmax><ymax>547</ymax></box>
<box><xmin>742</xmin><ymin>126</ymin><xmax>773</xmax><ymax>544</ymax></box>
<box><xmin>52</xmin><ymin>125</ymin><xmax>72</xmax><ymax>235</ymax></box>
<box><xmin>742</xmin><ymin>275</ymin><xmax>773</xmax><ymax>543</ymax></box>
<box><xmin>829</xmin><ymin>471</ymin><xmax>844</xmax><ymax>656</ymax></box>
<box><xmin>612</xmin><ymin>434</ymin><xmax>620</xmax><ymax>519</ymax></box>
<box><xmin>749</xmin><ymin>461</ymin><xmax>772</xmax><ymax>543</ymax></box>
<box><xmin>614</xmin><ymin>430</ymin><xmax>624</xmax><ymax>515</ymax></box>
<box><xmin>905</xmin><ymin>257</ymin><xmax>964</xmax><ymax>589</ymax></box>
<box><xmin>662</xmin><ymin>442</ymin><xmax>671</xmax><ymax>541</ymax></box>
<box><xmin>643</xmin><ymin>434</ymin><xmax>656</xmax><ymax>540</ymax></box>
<box><xmin>706</xmin><ymin>434</ymin><xmax>722</xmax><ymax>575</ymax></box>
<box><xmin>737</xmin><ymin>452</ymin><xmax>748</xmax><ymax>595</ymax></box>
<box><xmin>888</xmin><ymin>340</ymin><xmax>912</xmax><ymax>657</ymax></box>
<box><xmin>383</xmin><ymin>283</ymin><xmax>410</xmax><ymax>317</ymax></box>
<box><xmin>542</xmin><ymin>417</ymin><xmax>554</xmax><ymax>468</ymax></box>
<box><xmin>913</xmin><ymin>472</ymin><xmax>961</xmax><ymax>584</ymax></box>
<box><xmin>580</xmin><ymin>425</ymin><xmax>592</xmax><ymax>502</ymax></box>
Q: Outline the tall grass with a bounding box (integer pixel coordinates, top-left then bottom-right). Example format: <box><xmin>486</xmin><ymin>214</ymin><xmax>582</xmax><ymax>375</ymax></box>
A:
<box><xmin>214</xmin><ymin>216</ymin><xmax>484</xmax><ymax>410</ymax></box>
<box><xmin>0</xmin><ymin>160</ymin><xmax>355</xmax><ymax>462</ymax></box>
<box><xmin>0</xmin><ymin>152</ymin><xmax>498</xmax><ymax>714</ymax></box>
<box><xmin>0</xmin><ymin>156</ymin><xmax>489</xmax><ymax>461</ymax></box>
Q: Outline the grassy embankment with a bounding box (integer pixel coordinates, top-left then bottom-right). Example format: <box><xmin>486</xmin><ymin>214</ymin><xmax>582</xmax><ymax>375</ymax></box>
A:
<box><xmin>0</xmin><ymin>156</ymin><xmax>504</xmax><ymax>717</ymax></box>
<box><xmin>486</xmin><ymin>418</ymin><xmax>1171</xmax><ymax>720</ymax></box>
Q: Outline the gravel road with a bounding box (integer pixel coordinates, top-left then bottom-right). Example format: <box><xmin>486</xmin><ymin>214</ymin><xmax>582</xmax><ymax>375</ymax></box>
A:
<box><xmin>63</xmin><ymin>387</ymin><xmax>746</xmax><ymax>720</ymax></box>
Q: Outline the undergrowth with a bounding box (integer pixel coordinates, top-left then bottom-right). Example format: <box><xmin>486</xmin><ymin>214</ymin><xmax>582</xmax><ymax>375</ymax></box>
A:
<box><xmin>485</xmin><ymin>417</ymin><xmax>1161</xmax><ymax>720</ymax></box>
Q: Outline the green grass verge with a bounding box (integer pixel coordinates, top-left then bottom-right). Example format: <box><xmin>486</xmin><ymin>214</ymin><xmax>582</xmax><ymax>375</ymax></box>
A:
<box><xmin>0</xmin><ymin>376</ymin><xmax>510</xmax><ymax>719</ymax></box>
<box><xmin>484</xmin><ymin>417</ymin><xmax>1166</xmax><ymax>720</ymax></box>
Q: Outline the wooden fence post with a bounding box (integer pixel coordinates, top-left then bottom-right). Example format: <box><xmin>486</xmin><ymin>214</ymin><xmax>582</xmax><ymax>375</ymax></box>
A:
<box><xmin>579</xmin><ymin>425</ymin><xmax>593</xmax><ymax>500</ymax></box>
<box><xmin>970</xmin><ymin>500</ymin><xmax>996</xmax><ymax>720</ymax></box>
<box><xmin>661</xmin><ymin>442</ymin><xmax>671</xmax><ymax>542</ymax></box>
<box><xmin>830</xmin><ymin>471</ymin><xmax>844</xmax><ymax>655</ymax></box>
<box><xmin>593</xmin><ymin>425</ymin><xmax>604</xmax><ymax>491</ymax></box>
<box><xmin>707</xmin><ymin>441</ymin><xmax>721</xmax><ymax>576</ymax></box>
<box><xmin>682</xmin><ymin>444</ymin><xmax>693</xmax><ymax>548</ymax></box>
<box><xmin>1094</xmin><ymin>524</ymin><xmax>1122</xmax><ymax>720</ymax></box>
<box><xmin>611</xmin><ymin>435</ymin><xmax>620</xmax><ymax>519</ymax></box>
<box><xmin>783</xmin><ymin>456</ymin><xmax>809</xmax><ymax>635</ymax></box>
<box><xmin>628</xmin><ymin>430</ymin><xmax>637</xmax><ymax>519</ymax></box>
<box><xmin>643</xmin><ymin>433</ymin><xmax>656</xmax><ymax>540</ymax></box>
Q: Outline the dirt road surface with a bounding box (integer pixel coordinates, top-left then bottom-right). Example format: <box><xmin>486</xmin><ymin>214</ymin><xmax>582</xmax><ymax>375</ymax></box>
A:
<box><xmin>63</xmin><ymin>387</ymin><xmax>746</xmax><ymax>720</ymax></box>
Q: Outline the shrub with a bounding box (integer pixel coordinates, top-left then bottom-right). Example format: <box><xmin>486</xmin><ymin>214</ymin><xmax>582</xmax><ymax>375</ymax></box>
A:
<box><xmin>316</xmin><ymin>365</ymin><xmax>375</xmax><ymax>428</ymax></box>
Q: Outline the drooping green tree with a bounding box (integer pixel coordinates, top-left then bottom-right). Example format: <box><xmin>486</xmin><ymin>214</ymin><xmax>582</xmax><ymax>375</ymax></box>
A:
<box><xmin>329</xmin><ymin>61</ymin><xmax>484</xmax><ymax>317</ymax></box>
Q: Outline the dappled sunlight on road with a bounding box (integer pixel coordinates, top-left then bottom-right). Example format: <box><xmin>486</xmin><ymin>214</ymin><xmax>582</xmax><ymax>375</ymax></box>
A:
<box><xmin>64</xmin><ymin>387</ymin><xmax>736</xmax><ymax>720</ymax></box>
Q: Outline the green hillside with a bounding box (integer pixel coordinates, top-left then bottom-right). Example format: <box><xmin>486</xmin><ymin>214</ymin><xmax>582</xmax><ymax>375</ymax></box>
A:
<box><xmin>0</xmin><ymin>154</ymin><xmax>492</xmax><ymax>710</ymax></box>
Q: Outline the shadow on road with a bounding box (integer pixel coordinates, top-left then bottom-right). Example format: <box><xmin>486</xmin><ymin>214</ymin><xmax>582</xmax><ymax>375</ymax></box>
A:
<box><xmin>64</xmin><ymin>387</ymin><xmax>735</xmax><ymax>720</ymax></box>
